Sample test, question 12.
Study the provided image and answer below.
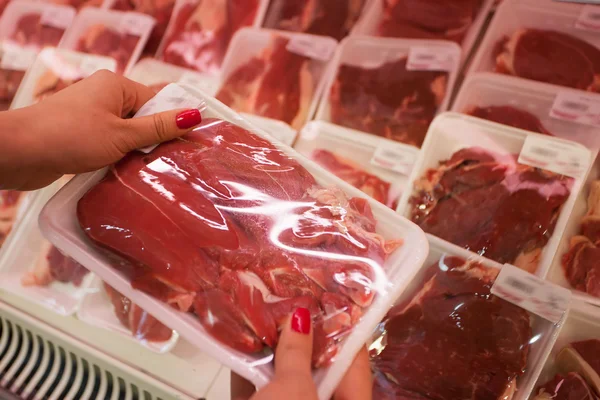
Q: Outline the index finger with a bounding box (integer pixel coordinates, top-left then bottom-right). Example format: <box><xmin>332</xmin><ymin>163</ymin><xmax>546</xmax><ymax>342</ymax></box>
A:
<box><xmin>116</xmin><ymin>74</ymin><xmax>157</xmax><ymax>117</ymax></box>
<box><xmin>333</xmin><ymin>347</ymin><xmax>373</xmax><ymax>400</ymax></box>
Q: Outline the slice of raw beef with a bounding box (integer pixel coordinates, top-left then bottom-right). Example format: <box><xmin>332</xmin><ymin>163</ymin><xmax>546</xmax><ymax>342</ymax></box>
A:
<box><xmin>21</xmin><ymin>241</ymin><xmax>90</xmax><ymax>287</ymax></box>
<box><xmin>75</xmin><ymin>24</ymin><xmax>139</xmax><ymax>73</ymax></box>
<box><xmin>467</xmin><ymin>105</ymin><xmax>553</xmax><ymax>135</ymax></box>
<box><xmin>534</xmin><ymin>373</ymin><xmax>598</xmax><ymax>400</ymax></box>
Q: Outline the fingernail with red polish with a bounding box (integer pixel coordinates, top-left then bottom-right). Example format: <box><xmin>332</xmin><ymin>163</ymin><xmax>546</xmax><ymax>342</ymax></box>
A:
<box><xmin>176</xmin><ymin>109</ymin><xmax>202</xmax><ymax>129</ymax></box>
<box><xmin>291</xmin><ymin>307</ymin><xmax>311</xmax><ymax>335</ymax></box>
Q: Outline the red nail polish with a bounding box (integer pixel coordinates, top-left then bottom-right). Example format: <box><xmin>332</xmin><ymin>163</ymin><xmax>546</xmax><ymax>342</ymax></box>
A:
<box><xmin>291</xmin><ymin>308</ymin><xmax>311</xmax><ymax>335</ymax></box>
<box><xmin>176</xmin><ymin>109</ymin><xmax>202</xmax><ymax>129</ymax></box>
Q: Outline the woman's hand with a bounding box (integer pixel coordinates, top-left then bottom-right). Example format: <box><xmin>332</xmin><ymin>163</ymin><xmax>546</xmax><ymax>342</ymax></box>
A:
<box><xmin>231</xmin><ymin>308</ymin><xmax>373</xmax><ymax>400</ymax></box>
<box><xmin>0</xmin><ymin>70</ymin><xmax>202</xmax><ymax>190</ymax></box>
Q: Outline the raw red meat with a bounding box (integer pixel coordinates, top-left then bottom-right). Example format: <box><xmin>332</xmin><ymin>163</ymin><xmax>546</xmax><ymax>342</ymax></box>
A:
<box><xmin>0</xmin><ymin>191</ymin><xmax>23</xmax><ymax>248</ymax></box>
<box><xmin>78</xmin><ymin>118</ymin><xmax>402</xmax><ymax>367</ymax></box>
<box><xmin>262</xmin><ymin>0</ymin><xmax>364</xmax><ymax>41</ymax></box>
<box><xmin>495</xmin><ymin>30</ymin><xmax>600</xmax><ymax>92</ymax></box>
<box><xmin>160</xmin><ymin>0</ymin><xmax>259</xmax><ymax>73</ymax></box>
<box><xmin>378</xmin><ymin>0</ymin><xmax>483</xmax><ymax>43</ymax></box>
<box><xmin>22</xmin><ymin>242</ymin><xmax>90</xmax><ymax>287</ymax></box>
<box><xmin>534</xmin><ymin>373</ymin><xmax>597</xmax><ymax>400</ymax></box>
<box><xmin>216</xmin><ymin>36</ymin><xmax>315</xmax><ymax>129</ymax></box>
<box><xmin>312</xmin><ymin>149</ymin><xmax>395</xmax><ymax>208</ymax></box>
<box><xmin>49</xmin><ymin>0</ymin><xmax>103</xmax><ymax>9</ymax></box>
<box><xmin>467</xmin><ymin>105</ymin><xmax>553</xmax><ymax>136</ymax></box>
<box><xmin>371</xmin><ymin>257</ymin><xmax>531</xmax><ymax>400</ymax></box>
<box><xmin>104</xmin><ymin>283</ymin><xmax>173</xmax><ymax>342</ymax></box>
<box><xmin>329</xmin><ymin>57</ymin><xmax>447</xmax><ymax>147</ymax></box>
<box><xmin>75</xmin><ymin>24</ymin><xmax>140</xmax><ymax>73</ymax></box>
<box><xmin>409</xmin><ymin>147</ymin><xmax>573</xmax><ymax>273</ymax></box>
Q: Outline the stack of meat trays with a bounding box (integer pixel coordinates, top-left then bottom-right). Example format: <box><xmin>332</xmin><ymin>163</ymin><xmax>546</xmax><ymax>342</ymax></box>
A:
<box><xmin>531</xmin><ymin>300</ymin><xmax>600</xmax><ymax>400</ymax></box>
<box><xmin>396</xmin><ymin>113</ymin><xmax>593</xmax><ymax>276</ymax></box>
<box><xmin>10</xmin><ymin>48</ymin><xmax>117</xmax><ymax>110</ymax></box>
<box><xmin>294</xmin><ymin>120</ymin><xmax>417</xmax><ymax>210</ymax></box>
<box><xmin>215</xmin><ymin>27</ymin><xmax>337</xmax><ymax>130</ymax></box>
<box><xmin>37</xmin><ymin>83</ymin><xmax>429</xmax><ymax>400</ymax></box>
<box><xmin>370</xmin><ymin>235</ymin><xmax>566</xmax><ymax>400</ymax></box>
<box><xmin>452</xmin><ymin>73</ymin><xmax>600</xmax><ymax>150</ymax></box>
<box><xmin>315</xmin><ymin>36</ymin><xmax>460</xmax><ymax>148</ymax></box>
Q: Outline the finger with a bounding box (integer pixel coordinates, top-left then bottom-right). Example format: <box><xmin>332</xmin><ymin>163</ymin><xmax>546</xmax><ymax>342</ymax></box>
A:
<box><xmin>274</xmin><ymin>307</ymin><xmax>314</xmax><ymax>380</ymax></box>
<box><xmin>115</xmin><ymin>74</ymin><xmax>157</xmax><ymax>116</ymax></box>
<box><xmin>230</xmin><ymin>372</ymin><xmax>256</xmax><ymax>400</ymax></box>
<box><xmin>333</xmin><ymin>347</ymin><xmax>373</xmax><ymax>400</ymax></box>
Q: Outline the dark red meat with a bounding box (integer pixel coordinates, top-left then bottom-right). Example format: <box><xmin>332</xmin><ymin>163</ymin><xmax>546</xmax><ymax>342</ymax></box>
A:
<box><xmin>22</xmin><ymin>244</ymin><xmax>90</xmax><ymax>287</ymax></box>
<box><xmin>468</xmin><ymin>105</ymin><xmax>553</xmax><ymax>136</ymax></box>
<box><xmin>371</xmin><ymin>257</ymin><xmax>531</xmax><ymax>400</ymax></box>
<box><xmin>49</xmin><ymin>0</ymin><xmax>103</xmax><ymax>9</ymax></box>
<box><xmin>77</xmin><ymin>118</ymin><xmax>403</xmax><ymax>367</ymax></box>
<box><xmin>409</xmin><ymin>147</ymin><xmax>573</xmax><ymax>273</ymax></box>
<box><xmin>329</xmin><ymin>57</ymin><xmax>447</xmax><ymax>147</ymax></box>
<box><xmin>534</xmin><ymin>373</ymin><xmax>597</xmax><ymax>400</ymax></box>
<box><xmin>76</xmin><ymin>24</ymin><xmax>139</xmax><ymax>74</ymax></box>
<box><xmin>571</xmin><ymin>339</ymin><xmax>600</xmax><ymax>376</ymax></box>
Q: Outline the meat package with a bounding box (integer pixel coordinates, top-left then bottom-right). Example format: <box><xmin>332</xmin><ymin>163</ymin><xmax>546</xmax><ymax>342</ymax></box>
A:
<box><xmin>21</xmin><ymin>241</ymin><xmax>89</xmax><ymax>287</ymax></box>
<box><xmin>240</xmin><ymin>113</ymin><xmax>297</xmax><ymax>146</ymax></box>
<box><xmin>58</xmin><ymin>8</ymin><xmax>155</xmax><ymax>74</ymax></box>
<box><xmin>316</xmin><ymin>37</ymin><xmax>460</xmax><ymax>148</ymax></box>
<box><xmin>216</xmin><ymin>29</ymin><xmax>336</xmax><ymax>130</ymax></box>
<box><xmin>0</xmin><ymin>190</ymin><xmax>24</xmax><ymax>249</ymax></box>
<box><xmin>38</xmin><ymin>84</ymin><xmax>429</xmax><ymax>397</ymax></box>
<box><xmin>262</xmin><ymin>0</ymin><xmax>365</xmax><ymax>41</ymax></box>
<box><xmin>157</xmin><ymin>0</ymin><xmax>262</xmax><ymax>73</ymax></box>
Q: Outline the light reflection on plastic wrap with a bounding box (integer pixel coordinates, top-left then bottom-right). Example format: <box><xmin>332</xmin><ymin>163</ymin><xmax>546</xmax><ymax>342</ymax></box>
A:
<box><xmin>77</xmin><ymin>118</ymin><xmax>402</xmax><ymax>368</ymax></box>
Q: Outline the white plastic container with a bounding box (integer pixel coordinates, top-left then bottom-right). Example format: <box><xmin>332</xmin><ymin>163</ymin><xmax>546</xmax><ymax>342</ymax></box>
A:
<box><xmin>453</xmin><ymin>73</ymin><xmax>600</xmax><ymax>150</ymax></box>
<box><xmin>396</xmin><ymin>112</ymin><xmax>593</xmax><ymax>278</ymax></box>
<box><xmin>314</xmin><ymin>36</ymin><xmax>460</xmax><ymax>145</ymax></box>
<box><xmin>77</xmin><ymin>276</ymin><xmax>179</xmax><ymax>353</ymax></box>
<box><xmin>218</xmin><ymin>27</ymin><xmax>338</xmax><ymax>128</ymax></box>
<box><xmin>10</xmin><ymin>48</ymin><xmax>117</xmax><ymax>110</ymax></box>
<box><xmin>294</xmin><ymin>121</ymin><xmax>417</xmax><ymax>208</ymax></box>
<box><xmin>240</xmin><ymin>113</ymin><xmax>297</xmax><ymax>146</ymax></box>
<box><xmin>58</xmin><ymin>7</ymin><xmax>155</xmax><ymax>74</ymax></box>
<box><xmin>38</xmin><ymin>84</ymin><xmax>429</xmax><ymax>400</ymax></box>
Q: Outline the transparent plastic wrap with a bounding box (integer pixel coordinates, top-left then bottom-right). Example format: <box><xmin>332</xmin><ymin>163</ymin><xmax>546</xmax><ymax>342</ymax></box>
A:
<box><xmin>240</xmin><ymin>113</ymin><xmax>297</xmax><ymax>146</ymax></box>
<box><xmin>370</xmin><ymin>235</ymin><xmax>567</xmax><ymax>400</ymax></box>
<box><xmin>295</xmin><ymin>121</ymin><xmax>417</xmax><ymax>210</ymax></box>
<box><xmin>216</xmin><ymin>27</ymin><xmax>337</xmax><ymax>130</ymax></box>
<box><xmin>397</xmin><ymin>112</ymin><xmax>592</xmax><ymax>276</ymax></box>
<box><xmin>58</xmin><ymin>8</ymin><xmax>155</xmax><ymax>74</ymax></box>
<box><xmin>156</xmin><ymin>0</ymin><xmax>267</xmax><ymax>74</ymax></box>
<box><xmin>316</xmin><ymin>37</ymin><xmax>460</xmax><ymax>148</ymax></box>
<box><xmin>261</xmin><ymin>0</ymin><xmax>366</xmax><ymax>41</ymax></box>
<box><xmin>38</xmin><ymin>84</ymin><xmax>429</xmax><ymax>399</ymax></box>
<box><xmin>469</xmin><ymin>0</ymin><xmax>600</xmax><ymax>92</ymax></box>
<box><xmin>10</xmin><ymin>48</ymin><xmax>116</xmax><ymax>109</ymax></box>
<box><xmin>78</xmin><ymin>276</ymin><xmax>178</xmax><ymax>353</ymax></box>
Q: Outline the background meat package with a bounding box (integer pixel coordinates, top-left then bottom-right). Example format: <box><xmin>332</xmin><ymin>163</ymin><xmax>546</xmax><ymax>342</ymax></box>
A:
<box><xmin>396</xmin><ymin>113</ymin><xmax>592</xmax><ymax>277</ymax></box>
<box><xmin>453</xmin><ymin>73</ymin><xmax>600</xmax><ymax>151</ymax></box>
<box><xmin>370</xmin><ymin>235</ymin><xmax>563</xmax><ymax>400</ymax></box>
<box><xmin>353</xmin><ymin>0</ymin><xmax>493</xmax><ymax>62</ymax></box>
<box><xmin>77</xmin><ymin>276</ymin><xmax>179</xmax><ymax>353</ymax></box>
<box><xmin>315</xmin><ymin>36</ymin><xmax>460</xmax><ymax>148</ymax></box>
<box><xmin>0</xmin><ymin>181</ymin><xmax>94</xmax><ymax>316</ymax></box>
<box><xmin>294</xmin><ymin>121</ymin><xmax>417</xmax><ymax>210</ymax></box>
<box><xmin>531</xmin><ymin>300</ymin><xmax>600</xmax><ymax>400</ymax></box>
<box><xmin>58</xmin><ymin>7</ymin><xmax>155</xmax><ymax>74</ymax></box>
<box><xmin>469</xmin><ymin>0</ymin><xmax>600</xmax><ymax>92</ymax></box>
<box><xmin>38</xmin><ymin>84</ymin><xmax>429</xmax><ymax>400</ymax></box>
<box><xmin>239</xmin><ymin>113</ymin><xmax>297</xmax><ymax>146</ymax></box>
<box><xmin>216</xmin><ymin>28</ymin><xmax>337</xmax><ymax>130</ymax></box>
<box><xmin>10</xmin><ymin>48</ymin><xmax>116</xmax><ymax>110</ymax></box>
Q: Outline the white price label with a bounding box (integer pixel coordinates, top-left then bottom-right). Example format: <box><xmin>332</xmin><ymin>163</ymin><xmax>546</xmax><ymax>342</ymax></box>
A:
<box><xmin>518</xmin><ymin>134</ymin><xmax>589</xmax><ymax>178</ymax></box>
<box><xmin>407</xmin><ymin>46</ymin><xmax>457</xmax><ymax>71</ymax></box>
<box><xmin>491</xmin><ymin>264</ymin><xmax>571</xmax><ymax>324</ymax></box>
<box><xmin>79</xmin><ymin>55</ymin><xmax>117</xmax><ymax>76</ymax></box>
<box><xmin>370</xmin><ymin>143</ymin><xmax>418</xmax><ymax>175</ymax></box>
<box><xmin>119</xmin><ymin>14</ymin><xmax>154</xmax><ymax>36</ymax></box>
<box><xmin>286</xmin><ymin>37</ymin><xmax>335</xmax><ymax>61</ymax></box>
<box><xmin>575</xmin><ymin>5</ymin><xmax>600</xmax><ymax>32</ymax></box>
<box><xmin>0</xmin><ymin>42</ymin><xmax>37</xmax><ymax>71</ymax></box>
<box><xmin>40</xmin><ymin>6</ymin><xmax>73</xmax><ymax>29</ymax></box>
<box><xmin>550</xmin><ymin>91</ymin><xmax>600</xmax><ymax>128</ymax></box>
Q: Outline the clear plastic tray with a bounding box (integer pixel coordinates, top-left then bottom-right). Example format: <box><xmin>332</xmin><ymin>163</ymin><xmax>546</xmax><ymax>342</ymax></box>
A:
<box><xmin>38</xmin><ymin>84</ymin><xmax>429</xmax><ymax>400</ymax></box>
<box><xmin>240</xmin><ymin>113</ymin><xmax>297</xmax><ymax>146</ymax></box>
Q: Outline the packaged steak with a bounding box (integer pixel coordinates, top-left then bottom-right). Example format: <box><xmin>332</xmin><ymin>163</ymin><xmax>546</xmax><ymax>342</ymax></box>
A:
<box><xmin>216</xmin><ymin>28</ymin><xmax>337</xmax><ymax>130</ymax></box>
<box><xmin>58</xmin><ymin>8</ymin><xmax>155</xmax><ymax>74</ymax></box>
<box><xmin>38</xmin><ymin>84</ymin><xmax>429</xmax><ymax>399</ymax></box>
<box><xmin>398</xmin><ymin>113</ymin><xmax>591</xmax><ymax>276</ymax></box>
<box><xmin>295</xmin><ymin>121</ymin><xmax>417</xmax><ymax>210</ymax></box>
<box><xmin>316</xmin><ymin>37</ymin><xmax>460</xmax><ymax>148</ymax></box>
<box><xmin>156</xmin><ymin>0</ymin><xmax>263</xmax><ymax>74</ymax></box>
<box><xmin>370</xmin><ymin>236</ymin><xmax>567</xmax><ymax>400</ymax></box>
<box><xmin>0</xmin><ymin>1</ymin><xmax>75</xmax><ymax>108</ymax></box>
<box><xmin>453</xmin><ymin>73</ymin><xmax>600</xmax><ymax>150</ymax></box>
<box><xmin>11</xmin><ymin>48</ymin><xmax>116</xmax><ymax>109</ymax></box>
<box><xmin>262</xmin><ymin>0</ymin><xmax>366</xmax><ymax>41</ymax></box>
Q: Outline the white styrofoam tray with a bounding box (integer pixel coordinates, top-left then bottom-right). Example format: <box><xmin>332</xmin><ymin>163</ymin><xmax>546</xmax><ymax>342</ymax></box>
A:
<box><xmin>38</xmin><ymin>85</ymin><xmax>429</xmax><ymax>400</ymax></box>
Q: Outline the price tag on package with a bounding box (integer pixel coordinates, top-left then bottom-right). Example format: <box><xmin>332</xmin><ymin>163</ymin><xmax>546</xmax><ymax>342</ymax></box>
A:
<box><xmin>119</xmin><ymin>14</ymin><xmax>154</xmax><ymax>36</ymax></box>
<box><xmin>575</xmin><ymin>5</ymin><xmax>600</xmax><ymax>32</ymax></box>
<box><xmin>286</xmin><ymin>36</ymin><xmax>335</xmax><ymax>61</ymax></box>
<box><xmin>0</xmin><ymin>42</ymin><xmax>37</xmax><ymax>71</ymax></box>
<box><xmin>407</xmin><ymin>46</ymin><xmax>457</xmax><ymax>71</ymax></box>
<box><xmin>518</xmin><ymin>135</ymin><xmax>589</xmax><ymax>178</ymax></box>
<box><xmin>492</xmin><ymin>264</ymin><xmax>571</xmax><ymax>324</ymax></box>
<box><xmin>550</xmin><ymin>91</ymin><xmax>600</xmax><ymax>128</ymax></box>
<box><xmin>79</xmin><ymin>55</ymin><xmax>117</xmax><ymax>76</ymax></box>
<box><xmin>370</xmin><ymin>143</ymin><xmax>418</xmax><ymax>175</ymax></box>
<box><xmin>40</xmin><ymin>6</ymin><xmax>74</xmax><ymax>29</ymax></box>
